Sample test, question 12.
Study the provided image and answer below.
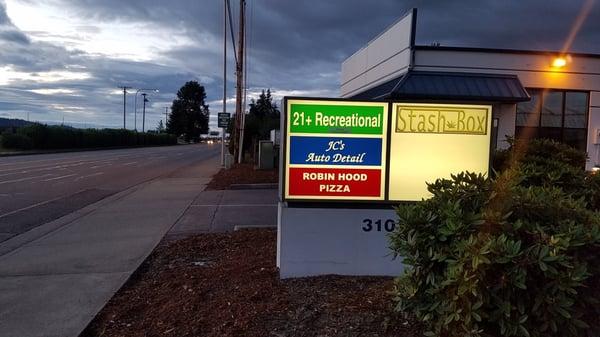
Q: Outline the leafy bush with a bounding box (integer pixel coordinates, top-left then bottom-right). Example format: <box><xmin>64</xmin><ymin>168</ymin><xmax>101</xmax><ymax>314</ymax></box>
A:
<box><xmin>1</xmin><ymin>131</ymin><xmax>33</xmax><ymax>150</ymax></box>
<box><xmin>494</xmin><ymin>138</ymin><xmax>600</xmax><ymax>211</ymax></box>
<box><xmin>390</xmin><ymin>139</ymin><xmax>600</xmax><ymax>337</ymax></box>
<box><xmin>7</xmin><ymin>124</ymin><xmax>176</xmax><ymax>150</ymax></box>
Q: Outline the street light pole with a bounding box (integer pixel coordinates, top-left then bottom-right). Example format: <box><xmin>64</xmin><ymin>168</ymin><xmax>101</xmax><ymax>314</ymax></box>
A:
<box><xmin>222</xmin><ymin>0</ymin><xmax>227</xmax><ymax>166</ymax></box>
<box><xmin>134</xmin><ymin>88</ymin><xmax>159</xmax><ymax>131</ymax></box>
<box><xmin>164</xmin><ymin>106</ymin><xmax>169</xmax><ymax>131</ymax></box>
<box><xmin>119</xmin><ymin>86</ymin><xmax>131</xmax><ymax>129</ymax></box>
<box><xmin>142</xmin><ymin>93</ymin><xmax>148</xmax><ymax>133</ymax></box>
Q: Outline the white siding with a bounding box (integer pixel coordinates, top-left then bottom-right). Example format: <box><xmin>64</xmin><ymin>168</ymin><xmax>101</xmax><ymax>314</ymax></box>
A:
<box><xmin>591</xmin><ymin>91</ymin><xmax>600</xmax><ymax>107</ymax></box>
<box><xmin>414</xmin><ymin>49</ymin><xmax>600</xmax><ymax>169</ymax></box>
<box><xmin>587</xmin><ymin>105</ymin><xmax>600</xmax><ymax>170</ymax></box>
<box><xmin>494</xmin><ymin>104</ymin><xmax>517</xmax><ymax>149</ymax></box>
<box><xmin>413</xmin><ymin>49</ymin><xmax>600</xmax><ymax>91</ymax></box>
<box><xmin>340</xmin><ymin>10</ymin><xmax>414</xmax><ymax>97</ymax></box>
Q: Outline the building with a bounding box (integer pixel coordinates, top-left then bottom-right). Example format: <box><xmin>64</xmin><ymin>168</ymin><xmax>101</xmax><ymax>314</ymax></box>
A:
<box><xmin>341</xmin><ymin>9</ymin><xmax>600</xmax><ymax>170</ymax></box>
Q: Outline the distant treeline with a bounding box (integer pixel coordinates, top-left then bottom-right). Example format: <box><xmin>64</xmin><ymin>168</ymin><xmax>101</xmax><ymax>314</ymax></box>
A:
<box><xmin>0</xmin><ymin>117</ymin><xmax>33</xmax><ymax>128</ymax></box>
<box><xmin>0</xmin><ymin>124</ymin><xmax>176</xmax><ymax>150</ymax></box>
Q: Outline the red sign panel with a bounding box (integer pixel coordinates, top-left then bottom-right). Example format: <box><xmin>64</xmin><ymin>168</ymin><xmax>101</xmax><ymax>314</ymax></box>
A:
<box><xmin>288</xmin><ymin>167</ymin><xmax>381</xmax><ymax>197</ymax></box>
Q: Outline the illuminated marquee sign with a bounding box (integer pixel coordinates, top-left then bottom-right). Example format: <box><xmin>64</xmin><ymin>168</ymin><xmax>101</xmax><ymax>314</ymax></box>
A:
<box><xmin>388</xmin><ymin>103</ymin><xmax>491</xmax><ymax>201</ymax></box>
<box><xmin>284</xmin><ymin>99</ymin><xmax>388</xmax><ymax>200</ymax></box>
<box><xmin>283</xmin><ymin>99</ymin><xmax>491</xmax><ymax>202</ymax></box>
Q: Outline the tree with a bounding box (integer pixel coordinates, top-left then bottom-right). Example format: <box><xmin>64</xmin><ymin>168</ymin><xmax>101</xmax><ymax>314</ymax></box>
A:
<box><xmin>249</xmin><ymin>88</ymin><xmax>279</xmax><ymax>119</ymax></box>
<box><xmin>166</xmin><ymin>81</ymin><xmax>209</xmax><ymax>141</ymax></box>
<box><xmin>156</xmin><ymin>120</ymin><xmax>165</xmax><ymax>133</ymax></box>
<box><xmin>230</xmin><ymin>89</ymin><xmax>280</xmax><ymax>159</ymax></box>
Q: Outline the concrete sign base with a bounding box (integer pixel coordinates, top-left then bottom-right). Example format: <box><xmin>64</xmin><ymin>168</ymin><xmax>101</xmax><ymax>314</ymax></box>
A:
<box><xmin>277</xmin><ymin>203</ymin><xmax>405</xmax><ymax>278</ymax></box>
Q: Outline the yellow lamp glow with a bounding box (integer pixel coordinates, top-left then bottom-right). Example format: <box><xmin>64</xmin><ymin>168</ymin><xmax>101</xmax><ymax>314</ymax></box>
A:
<box><xmin>552</xmin><ymin>57</ymin><xmax>567</xmax><ymax>68</ymax></box>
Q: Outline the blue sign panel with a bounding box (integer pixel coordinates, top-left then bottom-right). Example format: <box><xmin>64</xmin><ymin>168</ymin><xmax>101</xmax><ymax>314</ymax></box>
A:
<box><xmin>289</xmin><ymin>136</ymin><xmax>382</xmax><ymax>166</ymax></box>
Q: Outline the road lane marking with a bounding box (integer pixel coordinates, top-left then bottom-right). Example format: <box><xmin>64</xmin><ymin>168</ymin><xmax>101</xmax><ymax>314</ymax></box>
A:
<box><xmin>0</xmin><ymin>189</ymin><xmax>87</xmax><ymax>219</ymax></box>
<box><xmin>74</xmin><ymin>172</ymin><xmax>104</xmax><ymax>181</ymax></box>
<box><xmin>190</xmin><ymin>204</ymin><xmax>277</xmax><ymax>207</ymax></box>
<box><xmin>89</xmin><ymin>163</ymin><xmax>113</xmax><ymax>169</ymax></box>
<box><xmin>42</xmin><ymin>174</ymin><xmax>77</xmax><ymax>182</ymax></box>
<box><xmin>0</xmin><ymin>174</ymin><xmax>53</xmax><ymax>185</ymax></box>
<box><xmin>122</xmin><ymin>161</ymin><xmax>138</xmax><ymax>166</ymax></box>
<box><xmin>0</xmin><ymin>160</ymin><xmax>101</xmax><ymax>175</ymax></box>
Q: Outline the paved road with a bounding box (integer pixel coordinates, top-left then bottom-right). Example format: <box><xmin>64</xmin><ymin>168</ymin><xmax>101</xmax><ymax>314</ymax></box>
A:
<box><xmin>0</xmin><ymin>144</ymin><xmax>220</xmax><ymax>242</ymax></box>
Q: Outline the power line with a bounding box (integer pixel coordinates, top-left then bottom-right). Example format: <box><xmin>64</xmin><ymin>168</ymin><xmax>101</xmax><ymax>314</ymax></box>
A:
<box><xmin>226</xmin><ymin>0</ymin><xmax>238</xmax><ymax>66</ymax></box>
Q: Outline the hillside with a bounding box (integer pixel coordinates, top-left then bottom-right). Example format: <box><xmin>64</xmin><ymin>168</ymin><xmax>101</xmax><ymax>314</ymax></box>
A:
<box><xmin>0</xmin><ymin>117</ymin><xmax>34</xmax><ymax>128</ymax></box>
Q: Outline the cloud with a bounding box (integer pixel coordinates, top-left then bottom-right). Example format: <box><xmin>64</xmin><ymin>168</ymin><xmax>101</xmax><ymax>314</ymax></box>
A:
<box><xmin>0</xmin><ymin>0</ymin><xmax>598</xmax><ymax>130</ymax></box>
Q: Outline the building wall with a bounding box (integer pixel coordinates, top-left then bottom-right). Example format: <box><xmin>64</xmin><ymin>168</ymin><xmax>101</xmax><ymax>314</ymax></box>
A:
<box><xmin>414</xmin><ymin>49</ymin><xmax>600</xmax><ymax>170</ymax></box>
<box><xmin>493</xmin><ymin>103</ymin><xmax>517</xmax><ymax>150</ymax></box>
<box><xmin>340</xmin><ymin>10</ymin><xmax>414</xmax><ymax>98</ymax></box>
<box><xmin>588</xmin><ymin>90</ymin><xmax>600</xmax><ymax>167</ymax></box>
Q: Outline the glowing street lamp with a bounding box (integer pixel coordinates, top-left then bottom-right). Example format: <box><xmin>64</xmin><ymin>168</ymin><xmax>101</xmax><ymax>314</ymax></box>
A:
<box><xmin>552</xmin><ymin>56</ymin><xmax>567</xmax><ymax>69</ymax></box>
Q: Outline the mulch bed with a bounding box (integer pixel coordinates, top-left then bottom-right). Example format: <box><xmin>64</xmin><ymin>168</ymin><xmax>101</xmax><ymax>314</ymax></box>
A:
<box><xmin>80</xmin><ymin>229</ymin><xmax>418</xmax><ymax>337</ymax></box>
<box><xmin>206</xmin><ymin>163</ymin><xmax>278</xmax><ymax>190</ymax></box>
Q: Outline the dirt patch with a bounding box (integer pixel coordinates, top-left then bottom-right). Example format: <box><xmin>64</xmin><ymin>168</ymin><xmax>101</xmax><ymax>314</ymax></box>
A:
<box><xmin>206</xmin><ymin>163</ymin><xmax>278</xmax><ymax>190</ymax></box>
<box><xmin>81</xmin><ymin>229</ymin><xmax>418</xmax><ymax>337</ymax></box>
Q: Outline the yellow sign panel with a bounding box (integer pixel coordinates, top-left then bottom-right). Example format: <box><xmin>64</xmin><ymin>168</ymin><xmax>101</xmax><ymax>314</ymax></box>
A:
<box><xmin>389</xmin><ymin>103</ymin><xmax>492</xmax><ymax>201</ymax></box>
<box><xmin>396</xmin><ymin>107</ymin><xmax>488</xmax><ymax>135</ymax></box>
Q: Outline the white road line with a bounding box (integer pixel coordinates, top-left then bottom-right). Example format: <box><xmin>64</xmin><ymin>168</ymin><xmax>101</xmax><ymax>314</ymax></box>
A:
<box><xmin>74</xmin><ymin>172</ymin><xmax>104</xmax><ymax>181</ymax></box>
<box><xmin>190</xmin><ymin>204</ymin><xmax>277</xmax><ymax>207</ymax></box>
<box><xmin>0</xmin><ymin>189</ymin><xmax>87</xmax><ymax>219</ymax></box>
<box><xmin>122</xmin><ymin>161</ymin><xmax>138</xmax><ymax>166</ymax></box>
<box><xmin>0</xmin><ymin>159</ymin><xmax>98</xmax><ymax>175</ymax></box>
<box><xmin>0</xmin><ymin>194</ymin><xmax>10</xmax><ymax>197</ymax></box>
<box><xmin>0</xmin><ymin>174</ymin><xmax>53</xmax><ymax>185</ymax></box>
<box><xmin>89</xmin><ymin>163</ymin><xmax>112</xmax><ymax>169</ymax></box>
<box><xmin>42</xmin><ymin>174</ymin><xmax>77</xmax><ymax>182</ymax></box>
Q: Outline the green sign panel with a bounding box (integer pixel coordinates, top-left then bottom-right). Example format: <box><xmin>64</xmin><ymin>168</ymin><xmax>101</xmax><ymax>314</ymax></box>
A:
<box><xmin>289</xmin><ymin>104</ymin><xmax>384</xmax><ymax>134</ymax></box>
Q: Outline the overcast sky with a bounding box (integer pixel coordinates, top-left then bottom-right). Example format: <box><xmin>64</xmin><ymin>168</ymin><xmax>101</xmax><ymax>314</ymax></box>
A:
<box><xmin>0</xmin><ymin>0</ymin><xmax>599</xmax><ymax>130</ymax></box>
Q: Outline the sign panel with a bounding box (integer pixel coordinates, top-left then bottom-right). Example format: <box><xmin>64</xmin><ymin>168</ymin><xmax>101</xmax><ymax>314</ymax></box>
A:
<box><xmin>388</xmin><ymin>103</ymin><xmax>492</xmax><ymax>201</ymax></box>
<box><xmin>285</xmin><ymin>99</ymin><xmax>388</xmax><ymax>201</ymax></box>
<box><xmin>218</xmin><ymin>112</ymin><xmax>230</xmax><ymax>128</ymax></box>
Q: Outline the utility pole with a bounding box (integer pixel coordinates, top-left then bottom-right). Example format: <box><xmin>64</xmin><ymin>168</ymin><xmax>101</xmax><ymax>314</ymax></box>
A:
<box><xmin>119</xmin><ymin>86</ymin><xmax>131</xmax><ymax>129</ymax></box>
<box><xmin>222</xmin><ymin>0</ymin><xmax>227</xmax><ymax>166</ymax></box>
<box><xmin>164</xmin><ymin>106</ymin><xmax>169</xmax><ymax>131</ymax></box>
<box><xmin>233</xmin><ymin>0</ymin><xmax>245</xmax><ymax>164</ymax></box>
<box><xmin>142</xmin><ymin>93</ymin><xmax>148</xmax><ymax>132</ymax></box>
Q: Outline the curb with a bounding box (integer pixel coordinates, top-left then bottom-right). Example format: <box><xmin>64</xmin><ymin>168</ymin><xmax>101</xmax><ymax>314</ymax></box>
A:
<box><xmin>0</xmin><ymin>183</ymin><xmax>146</xmax><ymax>257</ymax></box>
<box><xmin>229</xmin><ymin>183</ymin><xmax>278</xmax><ymax>190</ymax></box>
<box><xmin>0</xmin><ymin>150</ymin><xmax>220</xmax><ymax>257</ymax></box>
<box><xmin>234</xmin><ymin>224</ymin><xmax>277</xmax><ymax>231</ymax></box>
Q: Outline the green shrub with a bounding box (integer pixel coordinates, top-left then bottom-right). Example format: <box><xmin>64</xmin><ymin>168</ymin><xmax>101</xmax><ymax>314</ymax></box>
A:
<box><xmin>391</xmin><ymin>139</ymin><xmax>600</xmax><ymax>337</ymax></box>
<box><xmin>1</xmin><ymin>131</ymin><xmax>33</xmax><ymax>150</ymax></box>
<box><xmin>14</xmin><ymin>124</ymin><xmax>176</xmax><ymax>149</ymax></box>
<box><xmin>494</xmin><ymin>138</ymin><xmax>600</xmax><ymax>211</ymax></box>
<box><xmin>494</xmin><ymin>138</ymin><xmax>587</xmax><ymax>172</ymax></box>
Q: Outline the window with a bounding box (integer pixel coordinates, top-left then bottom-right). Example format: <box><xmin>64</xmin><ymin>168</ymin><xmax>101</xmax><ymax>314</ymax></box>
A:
<box><xmin>515</xmin><ymin>89</ymin><xmax>589</xmax><ymax>151</ymax></box>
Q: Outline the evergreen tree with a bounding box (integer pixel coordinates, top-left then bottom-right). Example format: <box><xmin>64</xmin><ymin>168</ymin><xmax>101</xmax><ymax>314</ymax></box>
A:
<box><xmin>156</xmin><ymin>120</ymin><xmax>165</xmax><ymax>133</ymax></box>
<box><xmin>166</xmin><ymin>81</ymin><xmax>209</xmax><ymax>141</ymax></box>
<box><xmin>239</xmin><ymin>89</ymin><xmax>280</xmax><ymax>159</ymax></box>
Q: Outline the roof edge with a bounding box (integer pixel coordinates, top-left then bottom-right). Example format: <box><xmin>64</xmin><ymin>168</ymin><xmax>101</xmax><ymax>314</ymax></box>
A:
<box><xmin>414</xmin><ymin>45</ymin><xmax>600</xmax><ymax>59</ymax></box>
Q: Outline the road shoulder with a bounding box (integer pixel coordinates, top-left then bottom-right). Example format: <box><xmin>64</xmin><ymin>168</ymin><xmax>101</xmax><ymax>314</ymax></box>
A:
<box><xmin>0</xmin><ymin>156</ymin><xmax>219</xmax><ymax>337</ymax></box>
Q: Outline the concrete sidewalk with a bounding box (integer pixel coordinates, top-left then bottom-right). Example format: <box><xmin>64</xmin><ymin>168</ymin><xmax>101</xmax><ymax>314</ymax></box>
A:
<box><xmin>168</xmin><ymin>188</ymin><xmax>278</xmax><ymax>237</ymax></box>
<box><xmin>0</xmin><ymin>156</ymin><xmax>221</xmax><ymax>337</ymax></box>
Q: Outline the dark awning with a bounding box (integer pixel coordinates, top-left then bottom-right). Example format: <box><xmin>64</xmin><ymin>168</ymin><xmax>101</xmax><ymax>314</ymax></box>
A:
<box><xmin>351</xmin><ymin>71</ymin><xmax>530</xmax><ymax>103</ymax></box>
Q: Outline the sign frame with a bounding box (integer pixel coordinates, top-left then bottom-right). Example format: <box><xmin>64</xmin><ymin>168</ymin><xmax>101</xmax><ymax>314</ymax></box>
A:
<box><xmin>282</xmin><ymin>97</ymin><xmax>390</xmax><ymax>204</ymax></box>
<box><xmin>218</xmin><ymin>112</ymin><xmax>230</xmax><ymax>128</ymax></box>
<box><xmin>281</xmin><ymin>97</ymin><xmax>494</xmax><ymax>205</ymax></box>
